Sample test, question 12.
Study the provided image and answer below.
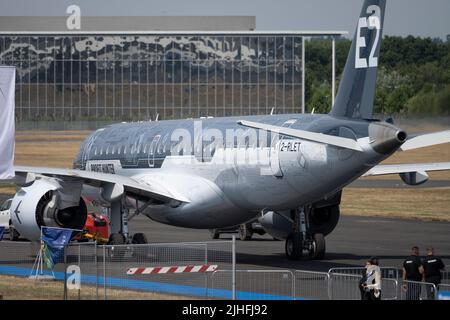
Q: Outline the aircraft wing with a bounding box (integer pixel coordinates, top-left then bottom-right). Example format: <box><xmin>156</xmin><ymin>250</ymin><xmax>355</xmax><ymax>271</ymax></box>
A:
<box><xmin>238</xmin><ymin>120</ymin><xmax>364</xmax><ymax>151</ymax></box>
<box><xmin>363</xmin><ymin>162</ymin><xmax>450</xmax><ymax>177</ymax></box>
<box><xmin>399</xmin><ymin>130</ymin><xmax>450</xmax><ymax>151</ymax></box>
<box><xmin>13</xmin><ymin>166</ymin><xmax>190</xmax><ymax>203</ymax></box>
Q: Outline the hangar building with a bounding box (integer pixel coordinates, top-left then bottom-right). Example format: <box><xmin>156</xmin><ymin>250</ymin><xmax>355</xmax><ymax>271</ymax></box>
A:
<box><xmin>0</xmin><ymin>15</ymin><xmax>344</xmax><ymax>123</ymax></box>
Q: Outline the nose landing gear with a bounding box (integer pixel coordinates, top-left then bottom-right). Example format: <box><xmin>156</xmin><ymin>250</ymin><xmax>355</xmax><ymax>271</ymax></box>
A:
<box><xmin>285</xmin><ymin>208</ymin><xmax>326</xmax><ymax>260</ymax></box>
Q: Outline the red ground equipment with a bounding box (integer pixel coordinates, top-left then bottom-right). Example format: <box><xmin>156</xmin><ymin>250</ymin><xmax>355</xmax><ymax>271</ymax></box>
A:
<box><xmin>73</xmin><ymin>197</ymin><xmax>110</xmax><ymax>243</ymax></box>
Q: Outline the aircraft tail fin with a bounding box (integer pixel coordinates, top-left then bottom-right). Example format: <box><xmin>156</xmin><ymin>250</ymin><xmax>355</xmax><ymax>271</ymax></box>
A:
<box><xmin>330</xmin><ymin>0</ymin><xmax>386</xmax><ymax>119</ymax></box>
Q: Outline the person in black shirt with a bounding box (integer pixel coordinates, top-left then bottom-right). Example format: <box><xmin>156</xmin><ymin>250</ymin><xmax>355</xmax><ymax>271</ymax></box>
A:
<box><xmin>402</xmin><ymin>246</ymin><xmax>423</xmax><ymax>300</ymax></box>
<box><xmin>422</xmin><ymin>247</ymin><xmax>446</xmax><ymax>300</ymax></box>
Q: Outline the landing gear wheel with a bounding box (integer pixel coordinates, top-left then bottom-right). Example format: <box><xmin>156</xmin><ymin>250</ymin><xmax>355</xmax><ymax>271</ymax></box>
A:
<box><xmin>108</xmin><ymin>233</ymin><xmax>126</xmax><ymax>245</ymax></box>
<box><xmin>132</xmin><ymin>233</ymin><xmax>148</xmax><ymax>244</ymax></box>
<box><xmin>108</xmin><ymin>233</ymin><xmax>126</xmax><ymax>260</ymax></box>
<box><xmin>131</xmin><ymin>233</ymin><xmax>148</xmax><ymax>258</ymax></box>
<box><xmin>308</xmin><ymin>233</ymin><xmax>326</xmax><ymax>260</ymax></box>
<box><xmin>210</xmin><ymin>229</ymin><xmax>220</xmax><ymax>240</ymax></box>
<box><xmin>285</xmin><ymin>232</ymin><xmax>303</xmax><ymax>260</ymax></box>
<box><xmin>239</xmin><ymin>224</ymin><xmax>253</xmax><ymax>241</ymax></box>
<box><xmin>9</xmin><ymin>225</ymin><xmax>20</xmax><ymax>241</ymax></box>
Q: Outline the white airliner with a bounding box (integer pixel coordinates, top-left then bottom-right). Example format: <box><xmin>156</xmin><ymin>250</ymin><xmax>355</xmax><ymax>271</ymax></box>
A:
<box><xmin>3</xmin><ymin>0</ymin><xmax>450</xmax><ymax>260</ymax></box>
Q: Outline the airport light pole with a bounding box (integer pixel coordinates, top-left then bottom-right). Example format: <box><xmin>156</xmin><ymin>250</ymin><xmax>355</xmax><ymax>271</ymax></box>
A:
<box><xmin>302</xmin><ymin>37</ymin><xmax>305</xmax><ymax>114</ymax></box>
<box><xmin>232</xmin><ymin>234</ymin><xmax>236</xmax><ymax>300</ymax></box>
<box><xmin>332</xmin><ymin>37</ymin><xmax>336</xmax><ymax>106</ymax></box>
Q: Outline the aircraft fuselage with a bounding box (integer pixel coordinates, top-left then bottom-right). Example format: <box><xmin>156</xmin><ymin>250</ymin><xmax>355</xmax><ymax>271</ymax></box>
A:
<box><xmin>74</xmin><ymin>113</ymin><xmax>393</xmax><ymax>228</ymax></box>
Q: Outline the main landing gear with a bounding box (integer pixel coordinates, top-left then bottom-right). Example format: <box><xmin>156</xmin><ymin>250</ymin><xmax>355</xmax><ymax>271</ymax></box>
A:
<box><xmin>107</xmin><ymin>198</ymin><xmax>149</xmax><ymax>258</ymax></box>
<box><xmin>285</xmin><ymin>208</ymin><xmax>326</xmax><ymax>260</ymax></box>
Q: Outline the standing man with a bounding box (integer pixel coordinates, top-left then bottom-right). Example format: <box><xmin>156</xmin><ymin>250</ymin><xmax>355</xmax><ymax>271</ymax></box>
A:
<box><xmin>422</xmin><ymin>247</ymin><xmax>446</xmax><ymax>300</ymax></box>
<box><xmin>402</xmin><ymin>246</ymin><xmax>423</xmax><ymax>300</ymax></box>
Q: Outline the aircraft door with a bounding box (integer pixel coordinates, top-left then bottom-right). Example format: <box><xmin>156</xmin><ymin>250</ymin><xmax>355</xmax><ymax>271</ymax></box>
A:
<box><xmin>269</xmin><ymin>136</ymin><xmax>283</xmax><ymax>177</ymax></box>
<box><xmin>269</xmin><ymin>119</ymin><xmax>298</xmax><ymax>177</ymax></box>
<box><xmin>81</xmin><ymin>131</ymin><xmax>99</xmax><ymax>169</ymax></box>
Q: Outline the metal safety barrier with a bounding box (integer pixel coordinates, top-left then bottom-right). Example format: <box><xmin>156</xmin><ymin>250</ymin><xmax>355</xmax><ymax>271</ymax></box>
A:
<box><xmin>399</xmin><ymin>280</ymin><xmax>438</xmax><ymax>300</ymax></box>
<box><xmin>380</xmin><ymin>278</ymin><xmax>399</xmax><ymax>300</ymax></box>
<box><xmin>441</xmin><ymin>272</ymin><xmax>450</xmax><ymax>285</ymax></box>
<box><xmin>211</xmin><ymin>270</ymin><xmax>295</xmax><ymax>300</ymax></box>
<box><xmin>0</xmin><ymin>240</ymin><xmax>447</xmax><ymax>300</ymax></box>
<box><xmin>294</xmin><ymin>270</ymin><xmax>330</xmax><ymax>300</ymax></box>
<box><xmin>100</xmin><ymin>241</ymin><xmax>233</xmax><ymax>300</ymax></box>
<box><xmin>328</xmin><ymin>267</ymin><xmax>399</xmax><ymax>280</ymax></box>
<box><xmin>437</xmin><ymin>284</ymin><xmax>450</xmax><ymax>300</ymax></box>
<box><xmin>329</xmin><ymin>273</ymin><xmax>364</xmax><ymax>300</ymax></box>
<box><xmin>0</xmin><ymin>240</ymin><xmax>234</xmax><ymax>300</ymax></box>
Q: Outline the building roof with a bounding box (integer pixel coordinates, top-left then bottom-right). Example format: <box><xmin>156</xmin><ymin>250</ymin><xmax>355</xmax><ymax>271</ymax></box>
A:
<box><xmin>0</xmin><ymin>16</ymin><xmax>256</xmax><ymax>32</ymax></box>
<box><xmin>0</xmin><ymin>16</ymin><xmax>347</xmax><ymax>36</ymax></box>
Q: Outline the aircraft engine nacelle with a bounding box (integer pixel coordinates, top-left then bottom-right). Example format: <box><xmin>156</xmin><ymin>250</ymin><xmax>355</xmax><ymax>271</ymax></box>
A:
<box><xmin>10</xmin><ymin>178</ymin><xmax>87</xmax><ymax>241</ymax></box>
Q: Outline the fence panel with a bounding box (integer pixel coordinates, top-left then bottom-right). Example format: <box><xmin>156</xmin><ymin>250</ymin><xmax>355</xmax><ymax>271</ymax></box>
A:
<box><xmin>441</xmin><ymin>272</ymin><xmax>450</xmax><ymax>285</ymax></box>
<box><xmin>0</xmin><ymin>241</ymin><xmax>65</xmax><ymax>299</ymax></box>
<box><xmin>400</xmin><ymin>280</ymin><xmax>437</xmax><ymax>300</ymax></box>
<box><xmin>101</xmin><ymin>241</ymin><xmax>232</xmax><ymax>300</ymax></box>
<box><xmin>437</xmin><ymin>284</ymin><xmax>450</xmax><ymax>300</ymax></box>
<box><xmin>64</xmin><ymin>242</ymin><xmax>99</xmax><ymax>300</ymax></box>
<box><xmin>329</xmin><ymin>273</ymin><xmax>363</xmax><ymax>300</ymax></box>
<box><xmin>328</xmin><ymin>267</ymin><xmax>399</xmax><ymax>280</ymax></box>
<box><xmin>294</xmin><ymin>270</ymin><xmax>330</xmax><ymax>300</ymax></box>
<box><xmin>381</xmin><ymin>278</ymin><xmax>398</xmax><ymax>300</ymax></box>
<box><xmin>211</xmin><ymin>270</ymin><xmax>294</xmax><ymax>300</ymax></box>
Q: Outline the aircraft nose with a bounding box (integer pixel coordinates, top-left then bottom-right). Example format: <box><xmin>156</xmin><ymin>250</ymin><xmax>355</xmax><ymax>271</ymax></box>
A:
<box><xmin>368</xmin><ymin>122</ymin><xmax>407</xmax><ymax>154</ymax></box>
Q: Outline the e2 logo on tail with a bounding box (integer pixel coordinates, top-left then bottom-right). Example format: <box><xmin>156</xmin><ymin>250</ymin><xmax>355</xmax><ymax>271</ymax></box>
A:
<box><xmin>355</xmin><ymin>5</ymin><xmax>381</xmax><ymax>69</ymax></box>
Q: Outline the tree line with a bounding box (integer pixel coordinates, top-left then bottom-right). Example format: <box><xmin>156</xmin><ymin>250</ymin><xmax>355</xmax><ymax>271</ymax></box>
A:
<box><xmin>305</xmin><ymin>36</ymin><xmax>450</xmax><ymax>116</ymax></box>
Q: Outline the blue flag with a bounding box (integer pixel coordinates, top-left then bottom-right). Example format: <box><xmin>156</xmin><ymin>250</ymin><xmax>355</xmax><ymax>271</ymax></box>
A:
<box><xmin>0</xmin><ymin>226</ymin><xmax>4</xmax><ymax>241</ymax></box>
<box><xmin>41</xmin><ymin>227</ymin><xmax>74</xmax><ymax>269</ymax></box>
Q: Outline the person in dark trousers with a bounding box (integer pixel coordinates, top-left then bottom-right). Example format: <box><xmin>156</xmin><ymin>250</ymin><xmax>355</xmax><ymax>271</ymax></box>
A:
<box><xmin>422</xmin><ymin>247</ymin><xmax>445</xmax><ymax>300</ymax></box>
<box><xmin>359</xmin><ymin>265</ymin><xmax>368</xmax><ymax>300</ymax></box>
<box><xmin>402</xmin><ymin>246</ymin><xmax>423</xmax><ymax>300</ymax></box>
